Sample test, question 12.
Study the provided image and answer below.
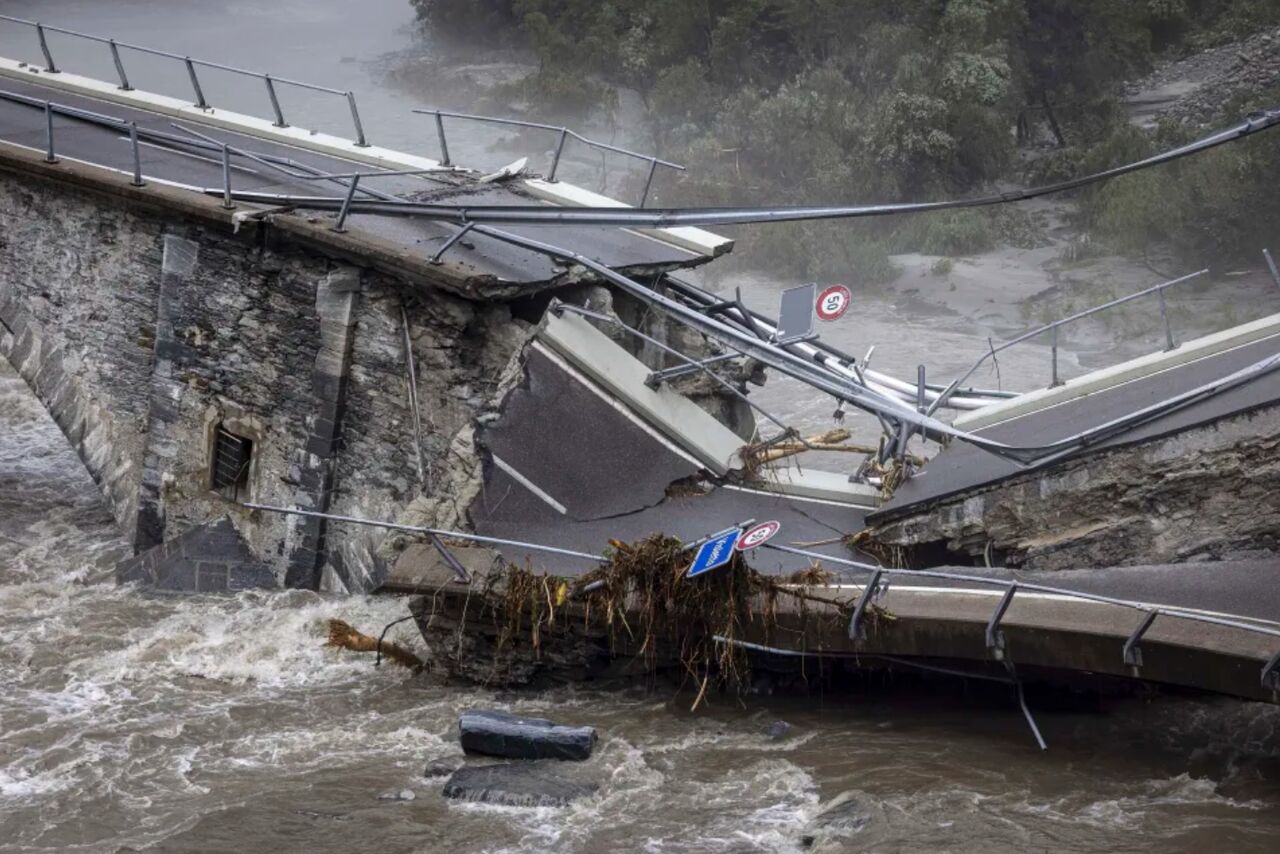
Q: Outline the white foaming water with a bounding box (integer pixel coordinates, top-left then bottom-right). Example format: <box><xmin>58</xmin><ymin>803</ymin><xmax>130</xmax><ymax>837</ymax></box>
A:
<box><xmin>4</xmin><ymin>352</ymin><xmax>1280</xmax><ymax>851</ymax></box>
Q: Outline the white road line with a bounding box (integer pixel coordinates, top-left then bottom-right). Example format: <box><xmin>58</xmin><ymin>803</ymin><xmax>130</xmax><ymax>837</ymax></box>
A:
<box><xmin>530</xmin><ymin>340</ymin><xmax>707</xmax><ymax>469</ymax></box>
<box><xmin>122</xmin><ymin>136</ymin><xmax>261</xmax><ymax>175</ymax></box>
<box><xmin>722</xmin><ymin>482</ymin><xmax>869</xmax><ymax>510</ymax></box>
<box><xmin>817</xmin><ymin>583</ymin><xmax>1280</xmax><ymax>628</ymax></box>
<box><xmin>492</xmin><ymin>453</ymin><xmax>567</xmax><ymax>515</ymax></box>
<box><xmin>0</xmin><ymin>139</ymin><xmax>200</xmax><ymax>190</ymax></box>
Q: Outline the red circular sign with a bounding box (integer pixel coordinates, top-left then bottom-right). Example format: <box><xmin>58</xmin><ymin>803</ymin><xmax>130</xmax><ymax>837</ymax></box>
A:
<box><xmin>736</xmin><ymin>520</ymin><xmax>781</xmax><ymax>552</ymax></box>
<box><xmin>816</xmin><ymin>284</ymin><xmax>852</xmax><ymax>321</ymax></box>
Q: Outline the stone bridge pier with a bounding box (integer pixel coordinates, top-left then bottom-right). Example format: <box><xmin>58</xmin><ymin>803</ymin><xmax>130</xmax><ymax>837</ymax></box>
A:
<box><xmin>0</xmin><ymin>162</ymin><xmax>547</xmax><ymax>593</ymax></box>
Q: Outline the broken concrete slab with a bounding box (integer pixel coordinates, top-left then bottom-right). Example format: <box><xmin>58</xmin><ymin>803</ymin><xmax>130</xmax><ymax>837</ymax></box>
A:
<box><xmin>115</xmin><ymin>515</ymin><xmax>277</xmax><ymax>592</ymax></box>
<box><xmin>459</xmin><ymin>709</ymin><xmax>597</xmax><ymax>762</ymax></box>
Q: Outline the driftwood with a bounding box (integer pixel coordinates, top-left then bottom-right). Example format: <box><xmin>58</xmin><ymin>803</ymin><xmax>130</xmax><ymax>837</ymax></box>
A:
<box><xmin>326</xmin><ymin>619</ymin><xmax>425</xmax><ymax>672</ymax></box>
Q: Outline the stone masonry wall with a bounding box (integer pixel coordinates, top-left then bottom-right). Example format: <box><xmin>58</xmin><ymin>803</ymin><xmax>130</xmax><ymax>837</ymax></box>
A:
<box><xmin>0</xmin><ymin>168</ymin><xmax>533</xmax><ymax>591</ymax></box>
<box><xmin>872</xmin><ymin>403</ymin><xmax>1280</xmax><ymax>570</ymax></box>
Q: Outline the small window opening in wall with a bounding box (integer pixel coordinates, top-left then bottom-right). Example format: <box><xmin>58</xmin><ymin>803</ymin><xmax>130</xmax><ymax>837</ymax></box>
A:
<box><xmin>211</xmin><ymin>425</ymin><xmax>253</xmax><ymax>501</ymax></box>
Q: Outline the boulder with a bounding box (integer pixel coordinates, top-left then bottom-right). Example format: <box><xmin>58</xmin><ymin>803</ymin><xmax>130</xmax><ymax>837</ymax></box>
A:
<box><xmin>441</xmin><ymin>763</ymin><xmax>597</xmax><ymax>807</ymax></box>
<box><xmin>459</xmin><ymin>709</ymin><xmax>597</xmax><ymax>761</ymax></box>
<box><xmin>423</xmin><ymin>757</ymin><xmax>465</xmax><ymax>779</ymax></box>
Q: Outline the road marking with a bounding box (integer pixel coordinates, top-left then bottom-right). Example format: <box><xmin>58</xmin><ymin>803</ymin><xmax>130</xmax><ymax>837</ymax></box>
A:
<box><xmin>121</xmin><ymin>136</ymin><xmax>261</xmax><ymax>175</ymax></box>
<box><xmin>530</xmin><ymin>341</ymin><xmax>707</xmax><ymax>469</ymax></box>
<box><xmin>491</xmin><ymin>454</ymin><xmax>567</xmax><ymax>515</ymax></box>
<box><xmin>722</xmin><ymin>482</ymin><xmax>870</xmax><ymax>509</ymax></box>
<box><xmin>0</xmin><ymin>139</ymin><xmax>199</xmax><ymax>190</ymax></box>
<box><xmin>816</xmin><ymin>583</ymin><xmax>1280</xmax><ymax>628</ymax></box>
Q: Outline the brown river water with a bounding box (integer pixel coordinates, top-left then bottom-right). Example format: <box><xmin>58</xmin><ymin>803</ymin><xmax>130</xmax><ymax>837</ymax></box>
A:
<box><xmin>3</xmin><ymin>357</ymin><xmax>1280</xmax><ymax>852</ymax></box>
<box><xmin>2</xmin><ymin>1</ymin><xmax>1280</xmax><ymax>850</ymax></box>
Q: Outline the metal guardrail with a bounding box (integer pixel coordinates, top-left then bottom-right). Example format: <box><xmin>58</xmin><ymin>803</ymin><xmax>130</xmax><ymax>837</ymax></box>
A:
<box><xmin>11</xmin><ymin>86</ymin><xmax>1280</xmax><ymax>470</ymax></box>
<box><xmin>927</xmin><ymin>269</ymin><xmax>1210</xmax><ymax>415</ymax></box>
<box><xmin>237</xmin><ymin>503</ymin><xmax>1280</xmax><ymax>694</ymax></box>
<box><xmin>0</xmin><ymin>14</ymin><xmax>369</xmax><ymax>146</ymax></box>
<box><xmin>759</xmin><ymin>542</ymin><xmax>1280</xmax><ymax>692</ymax></box>
<box><xmin>412</xmin><ymin>108</ymin><xmax>684</xmax><ymax>207</ymax></box>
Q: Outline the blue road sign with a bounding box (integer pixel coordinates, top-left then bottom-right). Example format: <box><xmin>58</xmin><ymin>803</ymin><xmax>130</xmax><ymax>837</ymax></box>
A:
<box><xmin>686</xmin><ymin>527</ymin><xmax>742</xmax><ymax>578</ymax></box>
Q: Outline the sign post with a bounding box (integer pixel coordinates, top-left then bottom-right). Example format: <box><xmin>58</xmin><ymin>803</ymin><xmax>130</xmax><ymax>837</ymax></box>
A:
<box><xmin>686</xmin><ymin>527</ymin><xmax>742</xmax><ymax>578</ymax></box>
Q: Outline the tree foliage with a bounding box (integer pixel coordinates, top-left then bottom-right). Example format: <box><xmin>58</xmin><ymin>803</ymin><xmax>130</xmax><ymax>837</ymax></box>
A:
<box><xmin>412</xmin><ymin>0</ymin><xmax>1280</xmax><ymax>277</ymax></box>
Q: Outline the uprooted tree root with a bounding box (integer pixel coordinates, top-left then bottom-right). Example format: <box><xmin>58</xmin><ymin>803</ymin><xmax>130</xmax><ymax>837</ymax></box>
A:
<box><xmin>326</xmin><ymin>619</ymin><xmax>426</xmax><ymax>673</ymax></box>
<box><xmin>472</xmin><ymin>534</ymin><xmax>893</xmax><ymax>708</ymax></box>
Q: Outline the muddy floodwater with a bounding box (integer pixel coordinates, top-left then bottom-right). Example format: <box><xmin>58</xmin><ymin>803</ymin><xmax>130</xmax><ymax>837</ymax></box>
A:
<box><xmin>3</xmin><ymin>1</ymin><xmax>1280</xmax><ymax>851</ymax></box>
<box><xmin>4</xmin><ymin>357</ymin><xmax>1280</xmax><ymax>852</ymax></box>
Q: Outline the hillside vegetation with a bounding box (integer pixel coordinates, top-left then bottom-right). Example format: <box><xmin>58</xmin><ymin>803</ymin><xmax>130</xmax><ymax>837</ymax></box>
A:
<box><xmin>413</xmin><ymin>0</ymin><xmax>1280</xmax><ymax>280</ymax></box>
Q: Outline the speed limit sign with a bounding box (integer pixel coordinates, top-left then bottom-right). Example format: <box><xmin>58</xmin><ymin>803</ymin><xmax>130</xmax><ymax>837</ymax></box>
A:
<box><xmin>736</xmin><ymin>520</ymin><xmax>781</xmax><ymax>552</ymax></box>
<box><xmin>816</xmin><ymin>284</ymin><xmax>851</xmax><ymax>321</ymax></box>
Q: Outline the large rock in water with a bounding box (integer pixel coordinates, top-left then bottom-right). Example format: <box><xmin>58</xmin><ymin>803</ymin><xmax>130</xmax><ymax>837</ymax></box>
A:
<box><xmin>459</xmin><ymin>709</ymin><xmax>597</xmax><ymax>761</ymax></box>
<box><xmin>441</xmin><ymin>763</ymin><xmax>597</xmax><ymax>807</ymax></box>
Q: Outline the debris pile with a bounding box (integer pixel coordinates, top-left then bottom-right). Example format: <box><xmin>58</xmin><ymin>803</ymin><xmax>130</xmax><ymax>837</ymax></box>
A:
<box><xmin>412</xmin><ymin>533</ymin><xmax>892</xmax><ymax>701</ymax></box>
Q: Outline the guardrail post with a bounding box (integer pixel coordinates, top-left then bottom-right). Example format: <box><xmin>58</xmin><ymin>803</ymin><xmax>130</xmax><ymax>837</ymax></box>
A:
<box><xmin>108</xmin><ymin>40</ymin><xmax>132</xmax><ymax>90</ymax></box>
<box><xmin>430</xmin><ymin>222</ymin><xmax>474</xmax><ymax>264</ymax></box>
<box><xmin>549</xmin><ymin>127</ymin><xmax>568</xmax><ymax>181</ymax></box>
<box><xmin>1123</xmin><ymin>610</ymin><xmax>1159</xmax><ymax>668</ymax></box>
<box><xmin>263</xmin><ymin>75</ymin><xmax>286</xmax><ymax>127</ymax></box>
<box><xmin>346</xmin><ymin>92</ymin><xmax>369</xmax><ymax>147</ymax></box>
<box><xmin>43</xmin><ymin>101</ymin><xmax>57</xmax><ymax>164</ymax></box>
<box><xmin>1049</xmin><ymin>324</ymin><xmax>1061</xmax><ymax>387</ymax></box>
<box><xmin>985</xmin><ymin>584</ymin><xmax>1017</xmax><ymax>660</ymax></box>
<box><xmin>185</xmin><ymin>58</ymin><xmax>209</xmax><ymax>109</ymax></box>
<box><xmin>220</xmin><ymin>143</ymin><xmax>235</xmax><ymax>210</ymax></box>
<box><xmin>847</xmin><ymin>568</ymin><xmax>885</xmax><ymax>642</ymax></box>
<box><xmin>36</xmin><ymin>23</ymin><xmax>59</xmax><ymax>73</ymax></box>
<box><xmin>332</xmin><ymin>175</ymin><xmax>361</xmax><ymax>232</ymax></box>
<box><xmin>433</xmin><ymin>111</ymin><xmax>451</xmax><ymax>166</ymax></box>
<box><xmin>1157</xmin><ymin>287</ymin><xmax>1176</xmax><ymax>351</ymax></box>
<box><xmin>1264</xmin><ymin>248</ymin><xmax>1280</xmax><ymax>290</ymax></box>
<box><xmin>639</xmin><ymin>157</ymin><xmax>658</xmax><ymax>207</ymax></box>
<box><xmin>128</xmin><ymin>122</ymin><xmax>145</xmax><ymax>187</ymax></box>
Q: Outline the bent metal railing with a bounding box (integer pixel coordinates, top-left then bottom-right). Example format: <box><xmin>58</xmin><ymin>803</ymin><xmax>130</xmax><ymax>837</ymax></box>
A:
<box><xmin>412</xmin><ymin>108</ymin><xmax>684</xmax><ymax>207</ymax></box>
<box><xmin>928</xmin><ymin>269</ymin><xmax>1210</xmax><ymax>415</ymax></box>
<box><xmin>6</xmin><ymin>88</ymin><xmax>1280</xmax><ymax>692</ymax></box>
<box><xmin>0</xmin><ymin>14</ymin><xmax>370</xmax><ymax>146</ymax></box>
<box><xmin>238</xmin><ymin>502</ymin><xmax>1280</xmax><ymax>697</ymax></box>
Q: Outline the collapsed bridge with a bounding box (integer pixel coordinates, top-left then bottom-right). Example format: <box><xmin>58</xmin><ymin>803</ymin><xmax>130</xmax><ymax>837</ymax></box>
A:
<box><xmin>0</xmin><ymin>16</ymin><xmax>1278</xmax><ymax>715</ymax></box>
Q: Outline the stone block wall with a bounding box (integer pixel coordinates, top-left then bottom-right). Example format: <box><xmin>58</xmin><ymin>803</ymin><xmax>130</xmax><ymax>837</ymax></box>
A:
<box><xmin>870</xmin><ymin>403</ymin><xmax>1280</xmax><ymax>569</ymax></box>
<box><xmin>0</xmin><ymin>168</ymin><xmax>533</xmax><ymax>591</ymax></box>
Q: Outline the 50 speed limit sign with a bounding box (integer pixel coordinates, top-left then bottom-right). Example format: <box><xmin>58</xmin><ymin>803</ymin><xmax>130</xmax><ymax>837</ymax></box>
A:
<box><xmin>816</xmin><ymin>284</ymin><xmax>852</xmax><ymax>321</ymax></box>
<box><xmin>735</xmin><ymin>520</ymin><xmax>781</xmax><ymax>552</ymax></box>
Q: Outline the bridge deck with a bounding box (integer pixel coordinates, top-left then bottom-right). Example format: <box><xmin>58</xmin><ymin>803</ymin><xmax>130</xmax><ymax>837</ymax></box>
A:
<box><xmin>0</xmin><ymin>72</ymin><xmax>710</xmax><ymax>290</ymax></box>
<box><xmin>874</xmin><ymin>330</ymin><xmax>1280</xmax><ymax>520</ymax></box>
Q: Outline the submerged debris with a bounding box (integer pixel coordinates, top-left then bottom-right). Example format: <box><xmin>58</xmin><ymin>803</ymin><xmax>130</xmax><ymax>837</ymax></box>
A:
<box><xmin>441</xmin><ymin>763</ymin><xmax>598</xmax><ymax>808</ymax></box>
